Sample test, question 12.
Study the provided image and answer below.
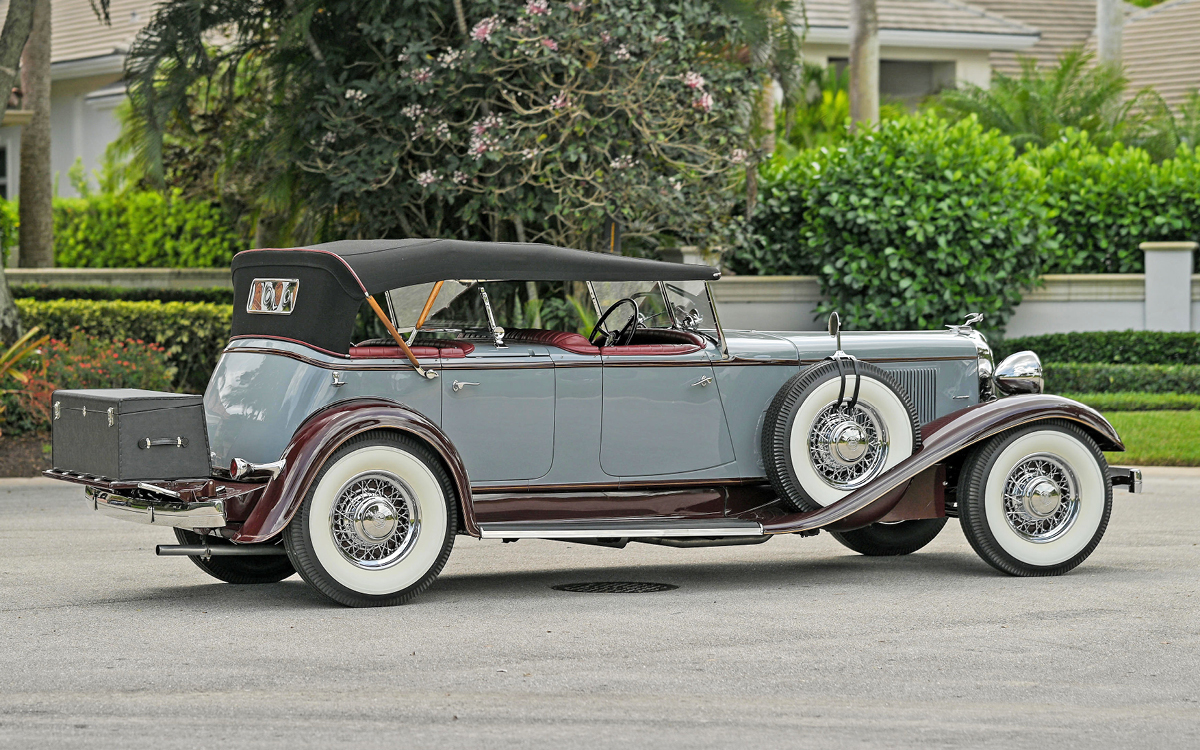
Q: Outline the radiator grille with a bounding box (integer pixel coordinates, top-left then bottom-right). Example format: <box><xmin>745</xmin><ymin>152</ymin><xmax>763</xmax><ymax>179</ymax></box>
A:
<box><xmin>880</xmin><ymin>367</ymin><xmax>937</xmax><ymax>425</ymax></box>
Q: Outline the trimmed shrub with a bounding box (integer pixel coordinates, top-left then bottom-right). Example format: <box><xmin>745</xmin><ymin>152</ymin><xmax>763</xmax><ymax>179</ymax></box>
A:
<box><xmin>11</xmin><ymin>285</ymin><xmax>234</xmax><ymax>304</ymax></box>
<box><xmin>52</xmin><ymin>190</ymin><xmax>243</xmax><ymax>267</ymax></box>
<box><xmin>738</xmin><ymin>115</ymin><xmax>1051</xmax><ymax>332</ymax></box>
<box><xmin>1044</xmin><ymin>363</ymin><xmax>1200</xmax><ymax>394</ymax></box>
<box><xmin>1023</xmin><ymin>131</ymin><xmax>1200</xmax><ymax>273</ymax></box>
<box><xmin>996</xmin><ymin>330</ymin><xmax>1200</xmax><ymax>365</ymax></box>
<box><xmin>14</xmin><ymin>299</ymin><xmax>232</xmax><ymax>393</ymax></box>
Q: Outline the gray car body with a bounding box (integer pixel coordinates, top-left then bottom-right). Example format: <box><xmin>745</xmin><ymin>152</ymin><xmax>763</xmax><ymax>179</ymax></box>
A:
<box><xmin>205</xmin><ymin>327</ymin><xmax>981</xmax><ymax>489</ymax></box>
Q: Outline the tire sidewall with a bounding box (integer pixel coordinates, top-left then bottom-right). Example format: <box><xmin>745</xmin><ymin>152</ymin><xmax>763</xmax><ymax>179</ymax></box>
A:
<box><xmin>961</xmin><ymin>422</ymin><xmax>1111</xmax><ymax>575</ymax></box>
<box><xmin>287</xmin><ymin>434</ymin><xmax>456</xmax><ymax>605</ymax></box>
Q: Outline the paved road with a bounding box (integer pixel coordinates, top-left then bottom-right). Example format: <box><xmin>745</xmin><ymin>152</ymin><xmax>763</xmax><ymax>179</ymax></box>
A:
<box><xmin>1</xmin><ymin>470</ymin><xmax>1198</xmax><ymax>749</ymax></box>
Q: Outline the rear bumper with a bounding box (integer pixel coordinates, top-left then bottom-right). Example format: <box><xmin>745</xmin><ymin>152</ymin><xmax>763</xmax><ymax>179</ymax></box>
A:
<box><xmin>86</xmin><ymin>486</ymin><xmax>228</xmax><ymax>528</ymax></box>
<box><xmin>1107</xmin><ymin>466</ymin><xmax>1143</xmax><ymax>494</ymax></box>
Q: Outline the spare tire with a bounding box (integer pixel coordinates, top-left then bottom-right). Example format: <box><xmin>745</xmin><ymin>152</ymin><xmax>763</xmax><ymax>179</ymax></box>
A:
<box><xmin>762</xmin><ymin>359</ymin><xmax>921</xmax><ymax>512</ymax></box>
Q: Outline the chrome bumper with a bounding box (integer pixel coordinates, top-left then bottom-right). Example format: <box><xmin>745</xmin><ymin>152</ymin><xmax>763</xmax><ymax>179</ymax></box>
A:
<box><xmin>85</xmin><ymin>486</ymin><xmax>228</xmax><ymax>529</ymax></box>
<box><xmin>1108</xmin><ymin>467</ymin><xmax>1143</xmax><ymax>494</ymax></box>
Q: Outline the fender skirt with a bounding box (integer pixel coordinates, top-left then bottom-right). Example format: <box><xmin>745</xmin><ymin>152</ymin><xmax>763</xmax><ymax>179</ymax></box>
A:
<box><xmin>761</xmin><ymin>394</ymin><xmax>1124</xmax><ymax>535</ymax></box>
<box><xmin>231</xmin><ymin>398</ymin><xmax>476</xmax><ymax>543</ymax></box>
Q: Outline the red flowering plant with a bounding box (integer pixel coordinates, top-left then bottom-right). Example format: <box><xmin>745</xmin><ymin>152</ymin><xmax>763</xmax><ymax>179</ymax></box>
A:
<box><xmin>0</xmin><ymin>329</ymin><xmax>174</xmax><ymax>435</ymax></box>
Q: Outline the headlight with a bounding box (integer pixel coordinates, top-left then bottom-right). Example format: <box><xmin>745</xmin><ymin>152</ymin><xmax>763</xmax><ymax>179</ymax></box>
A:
<box><xmin>994</xmin><ymin>351</ymin><xmax>1044</xmax><ymax>395</ymax></box>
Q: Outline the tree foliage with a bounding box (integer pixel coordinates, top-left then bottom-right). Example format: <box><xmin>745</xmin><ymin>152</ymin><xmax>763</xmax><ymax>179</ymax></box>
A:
<box><xmin>125</xmin><ymin>0</ymin><xmax>765</xmax><ymax>253</ymax></box>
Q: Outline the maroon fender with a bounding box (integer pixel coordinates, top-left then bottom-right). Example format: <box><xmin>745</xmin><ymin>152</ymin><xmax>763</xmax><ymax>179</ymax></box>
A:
<box><xmin>232</xmin><ymin>398</ymin><xmax>476</xmax><ymax>543</ymax></box>
<box><xmin>762</xmin><ymin>394</ymin><xmax>1124</xmax><ymax>535</ymax></box>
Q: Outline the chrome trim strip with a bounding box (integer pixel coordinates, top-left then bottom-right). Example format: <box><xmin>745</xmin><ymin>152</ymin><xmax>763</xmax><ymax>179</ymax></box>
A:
<box><xmin>478</xmin><ymin>520</ymin><xmax>765</xmax><ymax>539</ymax></box>
<box><xmin>86</xmin><ymin>486</ymin><xmax>227</xmax><ymax>529</ymax></box>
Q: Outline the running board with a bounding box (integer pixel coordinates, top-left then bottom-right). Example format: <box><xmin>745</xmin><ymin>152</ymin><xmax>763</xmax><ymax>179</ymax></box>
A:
<box><xmin>477</xmin><ymin>518</ymin><xmax>765</xmax><ymax>539</ymax></box>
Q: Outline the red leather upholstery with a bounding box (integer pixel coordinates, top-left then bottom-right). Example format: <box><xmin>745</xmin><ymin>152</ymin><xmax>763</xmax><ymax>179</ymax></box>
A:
<box><xmin>502</xmin><ymin>328</ymin><xmax>702</xmax><ymax>356</ymax></box>
<box><xmin>348</xmin><ymin>344</ymin><xmax>472</xmax><ymax>359</ymax></box>
<box><xmin>503</xmin><ymin>328</ymin><xmax>600</xmax><ymax>355</ymax></box>
<box><xmin>600</xmin><ymin>343</ymin><xmax>702</xmax><ymax>356</ymax></box>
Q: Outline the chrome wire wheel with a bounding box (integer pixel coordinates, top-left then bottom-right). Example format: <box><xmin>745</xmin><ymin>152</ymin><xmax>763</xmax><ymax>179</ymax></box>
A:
<box><xmin>329</xmin><ymin>471</ymin><xmax>420</xmax><ymax>570</ymax></box>
<box><xmin>807</xmin><ymin>401</ymin><xmax>890</xmax><ymax>491</ymax></box>
<box><xmin>1002</xmin><ymin>453</ymin><xmax>1080</xmax><ymax>544</ymax></box>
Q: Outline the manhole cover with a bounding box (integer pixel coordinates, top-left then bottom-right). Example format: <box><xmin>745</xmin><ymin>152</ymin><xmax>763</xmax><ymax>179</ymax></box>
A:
<box><xmin>552</xmin><ymin>582</ymin><xmax>678</xmax><ymax>594</ymax></box>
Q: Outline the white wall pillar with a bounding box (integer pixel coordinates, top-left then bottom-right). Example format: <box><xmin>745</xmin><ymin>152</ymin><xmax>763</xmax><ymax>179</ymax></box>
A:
<box><xmin>1141</xmin><ymin>241</ymin><xmax>1197</xmax><ymax>332</ymax></box>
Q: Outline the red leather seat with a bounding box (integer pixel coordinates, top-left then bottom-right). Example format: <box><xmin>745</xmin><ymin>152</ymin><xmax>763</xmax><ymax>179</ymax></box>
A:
<box><xmin>348</xmin><ymin>343</ymin><xmax>473</xmax><ymax>359</ymax></box>
<box><xmin>502</xmin><ymin>329</ymin><xmax>702</xmax><ymax>356</ymax></box>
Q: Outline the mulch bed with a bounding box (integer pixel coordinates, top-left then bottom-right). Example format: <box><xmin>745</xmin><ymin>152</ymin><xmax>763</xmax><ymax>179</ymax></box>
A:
<box><xmin>0</xmin><ymin>434</ymin><xmax>51</xmax><ymax>477</ymax></box>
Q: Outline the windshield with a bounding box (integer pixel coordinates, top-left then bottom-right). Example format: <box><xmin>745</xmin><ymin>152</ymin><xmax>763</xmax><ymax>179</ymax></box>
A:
<box><xmin>590</xmin><ymin>281</ymin><xmax>674</xmax><ymax>332</ymax></box>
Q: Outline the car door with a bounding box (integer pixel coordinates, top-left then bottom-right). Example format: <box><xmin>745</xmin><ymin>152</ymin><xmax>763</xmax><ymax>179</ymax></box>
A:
<box><xmin>440</xmin><ymin>343</ymin><xmax>555</xmax><ymax>482</ymax></box>
<box><xmin>599</xmin><ymin>348</ymin><xmax>736</xmax><ymax>477</ymax></box>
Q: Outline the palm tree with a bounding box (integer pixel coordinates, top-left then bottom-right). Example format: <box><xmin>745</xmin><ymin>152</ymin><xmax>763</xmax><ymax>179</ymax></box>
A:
<box><xmin>936</xmin><ymin>47</ymin><xmax>1174</xmax><ymax>158</ymax></box>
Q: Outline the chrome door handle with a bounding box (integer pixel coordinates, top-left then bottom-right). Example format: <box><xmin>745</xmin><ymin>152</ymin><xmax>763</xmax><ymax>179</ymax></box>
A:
<box><xmin>452</xmin><ymin>380</ymin><xmax>481</xmax><ymax>392</ymax></box>
<box><xmin>690</xmin><ymin>376</ymin><xmax>713</xmax><ymax>388</ymax></box>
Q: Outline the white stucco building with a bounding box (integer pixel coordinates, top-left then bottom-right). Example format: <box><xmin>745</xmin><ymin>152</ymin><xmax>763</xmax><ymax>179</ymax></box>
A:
<box><xmin>0</xmin><ymin>0</ymin><xmax>159</xmax><ymax>200</ymax></box>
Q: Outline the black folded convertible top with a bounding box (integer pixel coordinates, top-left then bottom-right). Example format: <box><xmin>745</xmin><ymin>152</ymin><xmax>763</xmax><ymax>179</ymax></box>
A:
<box><xmin>229</xmin><ymin>239</ymin><xmax>720</xmax><ymax>356</ymax></box>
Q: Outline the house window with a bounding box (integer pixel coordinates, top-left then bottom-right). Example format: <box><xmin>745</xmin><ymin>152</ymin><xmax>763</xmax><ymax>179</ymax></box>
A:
<box><xmin>828</xmin><ymin>59</ymin><xmax>957</xmax><ymax>110</ymax></box>
<box><xmin>0</xmin><ymin>145</ymin><xmax>8</xmax><ymax>200</ymax></box>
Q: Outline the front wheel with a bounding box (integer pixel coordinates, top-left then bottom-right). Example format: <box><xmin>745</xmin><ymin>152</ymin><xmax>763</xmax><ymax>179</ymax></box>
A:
<box><xmin>958</xmin><ymin>420</ymin><xmax>1112</xmax><ymax>577</ymax></box>
<box><xmin>284</xmin><ymin>431</ymin><xmax>457</xmax><ymax>607</ymax></box>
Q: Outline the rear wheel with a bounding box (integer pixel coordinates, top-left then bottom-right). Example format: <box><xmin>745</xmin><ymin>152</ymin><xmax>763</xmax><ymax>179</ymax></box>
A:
<box><xmin>958</xmin><ymin>420</ymin><xmax>1111</xmax><ymax>576</ymax></box>
<box><xmin>284</xmin><ymin>431</ymin><xmax>457</xmax><ymax>607</ymax></box>
<box><xmin>173</xmin><ymin>528</ymin><xmax>295</xmax><ymax>584</ymax></box>
<box><xmin>830</xmin><ymin>518</ymin><xmax>948</xmax><ymax>556</ymax></box>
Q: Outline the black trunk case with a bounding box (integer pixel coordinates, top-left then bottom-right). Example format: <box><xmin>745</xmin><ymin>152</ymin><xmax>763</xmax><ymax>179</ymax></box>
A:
<box><xmin>51</xmin><ymin>389</ymin><xmax>211</xmax><ymax>481</ymax></box>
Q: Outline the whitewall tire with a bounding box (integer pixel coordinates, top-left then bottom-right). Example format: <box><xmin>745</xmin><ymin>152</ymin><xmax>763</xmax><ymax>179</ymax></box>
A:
<box><xmin>284</xmin><ymin>431</ymin><xmax>457</xmax><ymax>607</ymax></box>
<box><xmin>958</xmin><ymin>420</ymin><xmax>1112</xmax><ymax>576</ymax></box>
<box><xmin>763</xmin><ymin>360</ymin><xmax>921</xmax><ymax>512</ymax></box>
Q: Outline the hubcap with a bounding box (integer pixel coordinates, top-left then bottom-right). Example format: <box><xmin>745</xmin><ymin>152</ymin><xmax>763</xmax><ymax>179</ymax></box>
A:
<box><xmin>330</xmin><ymin>471</ymin><xmax>420</xmax><ymax>569</ymax></box>
<box><xmin>1002</xmin><ymin>453</ymin><xmax>1079</xmax><ymax>543</ymax></box>
<box><xmin>808</xmin><ymin>402</ymin><xmax>890</xmax><ymax>490</ymax></box>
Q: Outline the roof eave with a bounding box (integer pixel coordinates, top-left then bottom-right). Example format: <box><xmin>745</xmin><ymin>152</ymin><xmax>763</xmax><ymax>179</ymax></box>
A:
<box><xmin>51</xmin><ymin>52</ymin><xmax>126</xmax><ymax>82</ymax></box>
<box><xmin>804</xmin><ymin>26</ymin><xmax>1041</xmax><ymax>51</ymax></box>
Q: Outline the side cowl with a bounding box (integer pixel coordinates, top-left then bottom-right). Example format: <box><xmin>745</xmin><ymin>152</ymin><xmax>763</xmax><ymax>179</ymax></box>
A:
<box><xmin>232</xmin><ymin>398</ymin><xmax>475</xmax><ymax>543</ymax></box>
<box><xmin>761</xmin><ymin>394</ymin><xmax>1124</xmax><ymax>535</ymax></box>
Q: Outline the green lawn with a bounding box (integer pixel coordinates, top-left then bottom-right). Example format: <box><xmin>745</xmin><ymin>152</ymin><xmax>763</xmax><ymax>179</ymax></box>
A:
<box><xmin>1064</xmin><ymin>392</ymin><xmax>1200</xmax><ymax>411</ymax></box>
<box><xmin>1103</xmin><ymin>411</ymin><xmax>1200</xmax><ymax>467</ymax></box>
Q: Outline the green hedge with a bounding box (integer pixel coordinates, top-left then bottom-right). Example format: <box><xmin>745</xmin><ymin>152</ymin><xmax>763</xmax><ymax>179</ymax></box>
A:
<box><xmin>52</xmin><ymin>190</ymin><xmax>243</xmax><ymax>268</ymax></box>
<box><xmin>1044</xmin><ymin>363</ymin><xmax>1200</xmax><ymax>394</ymax></box>
<box><xmin>11</xmin><ymin>285</ymin><xmax>234</xmax><ymax>304</ymax></box>
<box><xmin>15</xmin><ymin>299</ymin><xmax>232</xmax><ymax>393</ymax></box>
<box><xmin>734</xmin><ymin>115</ymin><xmax>1048</xmax><ymax>332</ymax></box>
<box><xmin>1024</xmin><ymin>132</ymin><xmax>1200</xmax><ymax>273</ymax></box>
<box><xmin>996</xmin><ymin>330</ymin><xmax>1200</xmax><ymax>365</ymax></box>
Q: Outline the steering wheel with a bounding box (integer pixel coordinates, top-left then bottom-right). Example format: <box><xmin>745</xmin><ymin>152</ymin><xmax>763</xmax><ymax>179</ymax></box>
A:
<box><xmin>589</xmin><ymin>298</ymin><xmax>640</xmax><ymax>347</ymax></box>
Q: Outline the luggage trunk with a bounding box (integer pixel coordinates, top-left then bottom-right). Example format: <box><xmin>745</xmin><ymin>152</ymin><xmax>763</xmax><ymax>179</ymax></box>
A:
<box><xmin>51</xmin><ymin>389</ymin><xmax>212</xmax><ymax>481</ymax></box>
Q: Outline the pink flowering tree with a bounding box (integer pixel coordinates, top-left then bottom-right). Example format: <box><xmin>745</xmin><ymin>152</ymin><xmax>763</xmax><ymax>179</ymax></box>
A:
<box><xmin>128</xmin><ymin>0</ymin><xmax>762</xmax><ymax>254</ymax></box>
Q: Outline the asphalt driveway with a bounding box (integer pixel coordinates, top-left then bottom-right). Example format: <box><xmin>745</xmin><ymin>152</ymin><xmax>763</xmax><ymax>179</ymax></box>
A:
<box><xmin>1</xmin><ymin>469</ymin><xmax>1197</xmax><ymax>749</ymax></box>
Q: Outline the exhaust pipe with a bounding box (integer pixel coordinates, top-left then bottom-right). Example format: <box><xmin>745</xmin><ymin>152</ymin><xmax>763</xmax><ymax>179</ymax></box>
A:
<box><xmin>156</xmin><ymin>543</ymin><xmax>287</xmax><ymax>558</ymax></box>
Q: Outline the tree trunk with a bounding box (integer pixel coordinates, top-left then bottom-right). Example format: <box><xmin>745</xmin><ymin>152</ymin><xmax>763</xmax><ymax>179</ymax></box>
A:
<box><xmin>1096</xmin><ymin>0</ymin><xmax>1123</xmax><ymax>66</ymax></box>
<box><xmin>0</xmin><ymin>0</ymin><xmax>36</xmax><ymax>344</ymax></box>
<box><xmin>756</xmin><ymin>79</ymin><xmax>776</xmax><ymax>154</ymax></box>
<box><xmin>17</xmin><ymin>0</ymin><xmax>50</xmax><ymax>269</ymax></box>
<box><xmin>848</xmin><ymin>0</ymin><xmax>878</xmax><ymax>130</ymax></box>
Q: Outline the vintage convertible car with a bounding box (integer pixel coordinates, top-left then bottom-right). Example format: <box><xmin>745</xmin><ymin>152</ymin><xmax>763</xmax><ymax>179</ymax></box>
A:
<box><xmin>44</xmin><ymin>240</ymin><xmax>1142</xmax><ymax>607</ymax></box>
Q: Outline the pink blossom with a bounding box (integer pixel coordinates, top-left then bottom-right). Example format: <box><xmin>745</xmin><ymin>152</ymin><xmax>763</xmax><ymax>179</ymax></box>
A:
<box><xmin>654</xmin><ymin>34</ymin><xmax>667</xmax><ymax>43</ymax></box>
<box><xmin>551</xmin><ymin>91</ymin><xmax>571</xmax><ymax>109</ymax></box>
<box><xmin>600</xmin><ymin>31</ymin><xmax>612</xmax><ymax>44</ymax></box>
<box><xmin>692</xmin><ymin>92</ymin><xmax>713</xmax><ymax>113</ymax></box>
<box><xmin>541</xmin><ymin>38</ymin><xmax>558</xmax><ymax>51</ymax></box>
<box><xmin>412</xmin><ymin>68</ymin><xmax>433</xmax><ymax>84</ymax></box>
<box><xmin>684</xmin><ymin>71</ymin><xmax>706</xmax><ymax>90</ymax></box>
<box><xmin>567</xmin><ymin>1</ymin><xmax>587</xmax><ymax>11</ymax></box>
<box><xmin>471</xmin><ymin>16</ymin><xmax>501</xmax><ymax>43</ymax></box>
<box><xmin>525</xmin><ymin>0</ymin><xmax>550</xmax><ymax>16</ymax></box>
<box><xmin>614</xmin><ymin>45</ymin><xmax>631</xmax><ymax>61</ymax></box>
<box><xmin>452</xmin><ymin>171</ymin><xmax>469</xmax><ymax>184</ymax></box>
<box><xmin>417</xmin><ymin>170</ymin><xmax>440</xmax><ymax>187</ymax></box>
<box><xmin>729</xmin><ymin>149</ymin><xmax>749</xmax><ymax>165</ymax></box>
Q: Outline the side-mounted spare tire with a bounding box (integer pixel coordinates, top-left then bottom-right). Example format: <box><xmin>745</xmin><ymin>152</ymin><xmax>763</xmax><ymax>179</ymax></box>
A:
<box><xmin>761</xmin><ymin>359</ymin><xmax>942</xmax><ymax>555</ymax></box>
